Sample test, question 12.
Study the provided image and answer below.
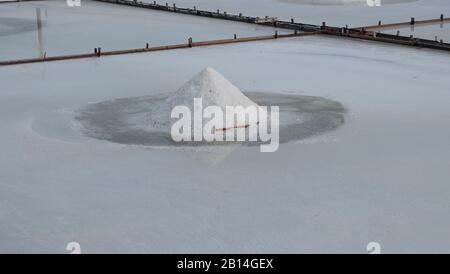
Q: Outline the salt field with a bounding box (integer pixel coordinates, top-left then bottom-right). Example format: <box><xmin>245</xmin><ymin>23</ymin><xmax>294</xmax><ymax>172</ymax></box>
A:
<box><xmin>0</xmin><ymin>0</ymin><xmax>287</xmax><ymax>60</ymax></box>
<box><xmin>1</xmin><ymin>0</ymin><xmax>450</xmax><ymax>254</ymax></box>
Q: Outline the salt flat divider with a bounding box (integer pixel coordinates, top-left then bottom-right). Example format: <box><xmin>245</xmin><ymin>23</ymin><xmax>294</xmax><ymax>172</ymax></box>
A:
<box><xmin>0</xmin><ymin>32</ymin><xmax>316</xmax><ymax>66</ymax></box>
<box><xmin>0</xmin><ymin>0</ymin><xmax>43</xmax><ymax>4</ymax></box>
<box><xmin>358</xmin><ymin>18</ymin><xmax>450</xmax><ymax>31</ymax></box>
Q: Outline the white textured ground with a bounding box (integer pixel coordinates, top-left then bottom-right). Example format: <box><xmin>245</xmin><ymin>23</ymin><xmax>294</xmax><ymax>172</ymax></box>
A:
<box><xmin>1</xmin><ymin>0</ymin><xmax>450</xmax><ymax>254</ymax></box>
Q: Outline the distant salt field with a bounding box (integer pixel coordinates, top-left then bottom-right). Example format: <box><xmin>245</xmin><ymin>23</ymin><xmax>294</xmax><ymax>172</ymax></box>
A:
<box><xmin>142</xmin><ymin>0</ymin><xmax>450</xmax><ymax>26</ymax></box>
<box><xmin>279</xmin><ymin>0</ymin><xmax>418</xmax><ymax>6</ymax></box>
<box><xmin>0</xmin><ymin>0</ymin><xmax>286</xmax><ymax>60</ymax></box>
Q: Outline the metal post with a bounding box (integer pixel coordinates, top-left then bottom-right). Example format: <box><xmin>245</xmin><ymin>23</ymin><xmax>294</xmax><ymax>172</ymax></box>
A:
<box><xmin>411</xmin><ymin>17</ymin><xmax>415</xmax><ymax>25</ymax></box>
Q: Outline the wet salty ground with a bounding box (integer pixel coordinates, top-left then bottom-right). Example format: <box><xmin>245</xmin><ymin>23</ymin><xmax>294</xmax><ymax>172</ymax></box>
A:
<box><xmin>2</xmin><ymin>35</ymin><xmax>450</xmax><ymax>252</ymax></box>
<box><xmin>74</xmin><ymin>92</ymin><xmax>346</xmax><ymax>147</ymax></box>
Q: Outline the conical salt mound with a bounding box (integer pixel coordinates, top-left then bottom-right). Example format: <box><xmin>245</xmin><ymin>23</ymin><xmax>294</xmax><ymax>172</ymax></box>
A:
<box><xmin>167</xmin><ymin>67</ymin><xmax>257</xmax><ymax>110</ymax></box>
<box><xmin>151</xmin><ymin>67</ymin><xmax>262</xmax><ymax>130</ymax></box>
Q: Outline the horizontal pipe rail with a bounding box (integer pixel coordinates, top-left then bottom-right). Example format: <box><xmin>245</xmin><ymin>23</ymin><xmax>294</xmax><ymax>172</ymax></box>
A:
<box><xmin>0</xmin><ymin>32</ymin><xmax>317</xmax><ymax>66</ymax></box>
<box><xmin>360</xmin><ymin>17</ymin><xmax>450</xmax><ymax>31</ymax></box>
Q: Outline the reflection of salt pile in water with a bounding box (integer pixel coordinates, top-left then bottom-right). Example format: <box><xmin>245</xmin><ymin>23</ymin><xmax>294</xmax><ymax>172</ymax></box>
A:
<box><xmin>151</xmin><ymin>67</ymin><xmax>263</xmax><ymax>136</ymax></box>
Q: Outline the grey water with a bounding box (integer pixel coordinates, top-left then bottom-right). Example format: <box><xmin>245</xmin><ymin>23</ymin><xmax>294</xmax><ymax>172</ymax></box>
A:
<box><xmin>75</xmin><ymin>92</ymin><xmax>346</xmax><ymax>147</ymax></box>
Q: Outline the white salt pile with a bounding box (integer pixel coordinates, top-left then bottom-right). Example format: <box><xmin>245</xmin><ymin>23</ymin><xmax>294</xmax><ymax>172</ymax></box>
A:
<box><xmin>151</xmin><ymin>67</ymin><xmax>262</xmax><ymax>132</ymax></box>
<box><xmin>75</xmin><ymin>68</ymin><xmax>346</xmax><ymax>148</ymax></box>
